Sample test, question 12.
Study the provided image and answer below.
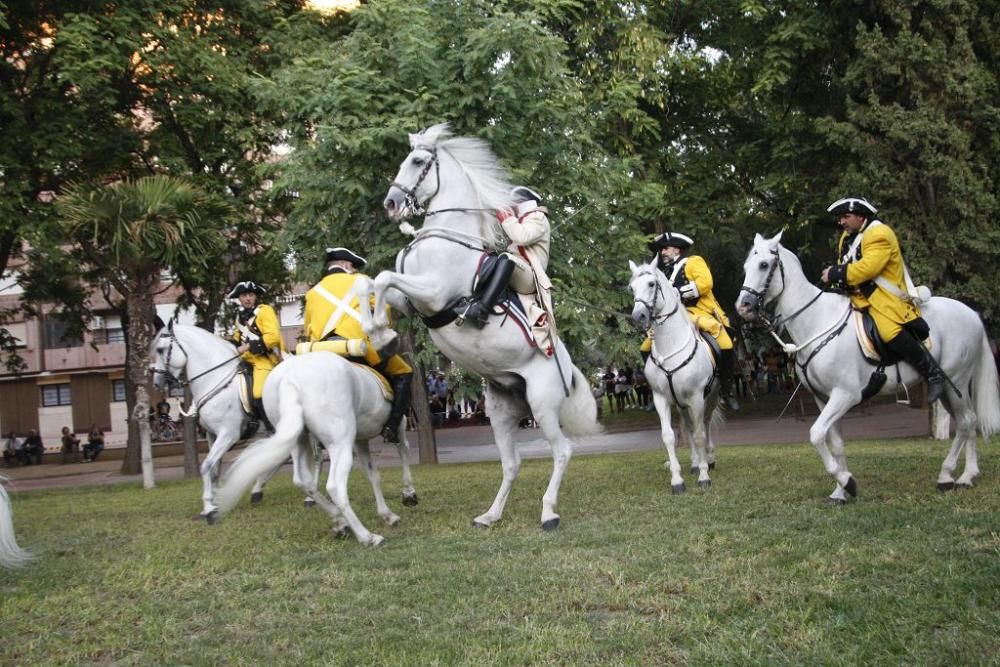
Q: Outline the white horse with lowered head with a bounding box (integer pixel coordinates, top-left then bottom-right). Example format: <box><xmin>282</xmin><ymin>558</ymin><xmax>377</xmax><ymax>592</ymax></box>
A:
<box><xmin>629</xmin><ymin>258</ymin><xmax>721</xmax><ymax>493</ymax></box>
<box><xmin>215</xmin><ymin>350</ymin><xmax>414</xmax><ymax>546</ymax></box>
<box><xmin>150</xmin><ymin>322</ymin><xmax>417</xmax><ymax>522</ymax></box>
<box><xmin>0</xmin><ymin>476</ymin><xmax>33</xmax><ymax>569</ymax></box>
<box><xmin>736</xmin><ymin>232</ymin><xmax>1000</xmax><ymax>502</ymax></box>
<box><xmin>371</xmin><ymin>123</ymin><xmax>600</xmax><ymax>531</ymax></box>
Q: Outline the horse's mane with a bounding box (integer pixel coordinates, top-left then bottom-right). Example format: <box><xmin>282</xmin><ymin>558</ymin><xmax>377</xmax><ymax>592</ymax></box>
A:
<box><xmin>411</xmin><ymin>123</ymin><xmax>514</xmax><ymax>248</ymax></box>
<box><xmin>171</xmin><ymin>323</ymin><xmax>237</xmax><ymax>358</ymax></box>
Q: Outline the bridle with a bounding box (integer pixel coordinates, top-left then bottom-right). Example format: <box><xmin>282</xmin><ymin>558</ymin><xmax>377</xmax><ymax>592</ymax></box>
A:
<box><xmin>633</xmin><ymin>269</ymin><xmax>681</xmax><ymax>327</ymax></box>
<box><xmin>738</xmin><ymin>246</ymin><xmax>785</xmax><ymax>319</ymax></box>
<box><xmin>390</xmin><ymin>146</ymin><xmax>441</xmax><ymax>217</ymax></box>
<box><xmin>152</xmin><ymin>328</ymin><xmax>242</xmax><ymax>417</ymax></box>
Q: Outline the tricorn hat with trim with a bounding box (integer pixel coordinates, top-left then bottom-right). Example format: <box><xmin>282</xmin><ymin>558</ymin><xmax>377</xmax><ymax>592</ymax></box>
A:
<box><xmin>324</xmin><ymin>247</ymin><xmax>367</xmax><ymax>270</ymax></box>
<box><xmin>226</xmin><ymin>280</ymin><xmax>267</xmax><ymax>299</ymax></box>
<box><xmin>827</xmin><ymin>197</ymin><xmax>877</xmax><ymax>218</ymax></box>
<box><xmin>647</xmin><ymin>232</ymin><xmax>694</xmax><ymax>252</ymax></box>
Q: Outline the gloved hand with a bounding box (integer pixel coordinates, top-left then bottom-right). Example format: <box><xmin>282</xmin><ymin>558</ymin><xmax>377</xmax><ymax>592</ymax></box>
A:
<box><xmin>248</xmin><ymin>339</ymin><xmax>268</xmax><ymax>355</ymax></box>
<box><xmin>678</xmin><ymin>282</ymin><xmax>699</xmax><ymax>303</ymax></box>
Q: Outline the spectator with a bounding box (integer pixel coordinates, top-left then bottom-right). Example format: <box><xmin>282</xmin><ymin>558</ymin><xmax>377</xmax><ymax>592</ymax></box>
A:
<box><xmin>156</xmin><ymin>398</ymin><xmax>171</xmax><ymax>417</ymax></box>
<box><xmin>602</xmin><ymin>367</ymin><xmax>615</xmax><ymax>412</ymax></box>
<box><xmin>3</xmin><ymin>431</ymin><xmax>20</xmax><ymax>467</ymax></box>
<box><xmin>84</xmin><ymin>425</ymin><xmax>105</xmax><ymax>462</ymax></box>
<box><xmin>23</xmin><ymin>429</ymin><xmax>44</xmax><ymax>465</ymax></box>
<box><xmin>429</xmin><ymin>394</ymin><xmax>446</xmax><ymax>428</ymax></box>
<box><xmin>60</xmin><ymin>426</ymin><xmax>81</xmax><ymax>464</ymax></box>
<box><xmin>614</xmin><ymin>369</ymin><xmax>631</xmax><ymax>413</ymax></box>
<box><xmin>634</xmin><ymin>366</ymin><xmax>652</xmax><ymax>411</ymax></box>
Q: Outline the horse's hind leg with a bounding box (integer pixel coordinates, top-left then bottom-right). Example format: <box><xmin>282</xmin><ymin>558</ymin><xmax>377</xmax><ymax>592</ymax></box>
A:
<box><xmin>473</xmin><ymin>388</ymin><xmax>524</xmax><ymax>529</ymax></box>
<box><xmin>324</xmin><ymin>439</ymin><xmax>383</xmax><ymax>546</ymax></box>
<box><xmin>534</xmin><ymin>407</ymin><xmax>573</xmax><ymax>532</ymax></box>
<box><xmin>652</xmin><ymin>392</ymin><xmax>685</xmax><ymax>494</ymax></box>
<box><xmin>937</xmin><ymin>389</ymin><xmax>978</xmax><ymax>489</ymax></box>
<box><xmin>355</xmin><ymin>439</ymin><xmax>400</xmax><ymax>526</ymax></box>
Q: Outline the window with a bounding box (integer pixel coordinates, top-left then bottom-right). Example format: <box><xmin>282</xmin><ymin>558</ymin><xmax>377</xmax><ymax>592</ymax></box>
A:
<box><xmin>112</xmin><ymin>379</ymin><xmax>126</xmax><ymax>402</ymax></box>
<box><xmin>2</xmin><ymin>322</ymin><xmax>27</xmax><ymax>348</ymax></box>
<box><xmin>41</xmin><ymin>383</ymin><xmax>72</xmax><ymax>407</ymax></box>
<box><xmin>43</xmin><ymin>315</ymin><xmax>83</xmax><ymax>349</ymax></box>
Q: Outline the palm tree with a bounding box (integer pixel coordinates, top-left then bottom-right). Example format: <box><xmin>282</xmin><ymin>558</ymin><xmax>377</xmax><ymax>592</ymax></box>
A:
<box><xmin>57</xmin><ymin>176</ymin><xmax>232</xmax><ymax>484</ymax></box>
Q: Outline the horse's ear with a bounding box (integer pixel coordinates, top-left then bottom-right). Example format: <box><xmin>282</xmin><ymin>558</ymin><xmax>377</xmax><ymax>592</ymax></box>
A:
<box><xmin>773</xmin><ymin>229</ymin><xmax>784</xmax><ymax>244</ymax></box>
<box><xmin>628</xmin><ymin>259</ymin><xmax>638</xmax><ymax>274</ymax></box>
<box><xmin>753</xmin><ymin>232</ymin><xmax>764</xmax><ymax>244</ymax></box>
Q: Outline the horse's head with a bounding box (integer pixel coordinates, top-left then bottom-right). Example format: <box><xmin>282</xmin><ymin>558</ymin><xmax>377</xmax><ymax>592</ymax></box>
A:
<box><xmin>736</xmin><ymin>231</ymin><xmax>785</xmax><ymax>322</ymax></box>
<box><xmin>149</xmin><ymin>321</ymin><xmax>187</xmax><ymax>391</ymax></box>
<box><xmin>628</xmin><ymin>258</ymin><xmax>682</xmax><ymax>331</ymax></box>
<box><xmin>384</xmin><ymin>123</ymin><xmax>451</xmax><ymax>220</ymax></box>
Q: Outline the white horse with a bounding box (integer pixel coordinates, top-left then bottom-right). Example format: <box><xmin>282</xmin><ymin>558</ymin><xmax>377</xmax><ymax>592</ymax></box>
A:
<box><xmin>372</xmin><ymin>123</ymin><xmax>600</xmax><ymax>531</ymax></box>
<box><xmin>0</xmin><ymin>476</ymin><xmax>33</xmax><ymax>569</ymax></box>
<box><xmin>736</xmin><ymin>232</ymin><xmax>1000</xmax><ymax>502</ymax></box>
<box><xmin>150</xmin><ymin>323</ymin><xmax>417</xmax><ymax>521</ymax></box>
<box><xmin>215</xmin><ymin>352</ymin><xmax>412</xmax><ymax>545</ymax></box>
<box><xmin>629</xmin><ymin>259</ymin><xmax>721</xmax><ymax>493</ymax></box>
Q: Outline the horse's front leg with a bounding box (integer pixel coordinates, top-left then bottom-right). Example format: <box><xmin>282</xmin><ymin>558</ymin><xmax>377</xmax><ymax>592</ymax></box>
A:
<box><xmin>369</xmin><ymin>271</ymin><xmax>443</xmax><ymax>347</ymax></box>
<box><xmin>396</xmin><ymin>435</ymin><xmax>419</xmax><ymax>506</ymax></box>
<box><xmin>652</xmin><ymin>391</ymin><xmax>685</xmax><ymax>494</ymax></box>
<box><xmin>199</xmin><ymin>430</ymin><xmax>238</xmax><ymax>522</ymax></box>
<box><xmin>809</xmin><ymin>389</ymin><xmax>858</xmax><ymax>500</ymax></box>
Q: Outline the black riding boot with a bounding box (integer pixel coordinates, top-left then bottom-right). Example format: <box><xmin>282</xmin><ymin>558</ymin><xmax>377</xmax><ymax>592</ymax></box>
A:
<box><xmin>886</xmin><ymin>331</ymin><xmax>945</xmax><ymax>404</ymax></box>
<box><xmin>253</xmin><ymin>397</ymin><xmax>275</xmax><ymax>435</ymax></box>
<box><xmin>381</xmin><ymin>373</ymin><xmax>413</xmax><ymax>444</ymax></box>
<box><xmin>459</xmin><ymin>255</ymin><xmax>516</xmax><ymax>328</ymax></box>
<box><xmin>719</xmin><ymin>348</ymin><xmax>741</xmax><ymax>411</ymax></box>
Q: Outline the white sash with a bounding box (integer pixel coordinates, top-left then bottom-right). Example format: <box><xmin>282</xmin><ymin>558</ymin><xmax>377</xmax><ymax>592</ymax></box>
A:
<box><xmin>313</xmin><ymin>283</ymin><xmax>364</xmax><ymax>340</ymax></box>
<box><xmin>843</xmin><ymin>220</ymin><xmax>930</xmax><ymax>305</ymax></box>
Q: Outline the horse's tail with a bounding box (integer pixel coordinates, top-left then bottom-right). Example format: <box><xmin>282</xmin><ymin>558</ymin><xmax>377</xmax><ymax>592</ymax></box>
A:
<box><xmin>560</xmin><ymin>365</ymin><xmax>603</xmax><ymax>437</ymax></box>
<box><xmin>216</xmin><ymin>381</ymin><xmax>305</xmax><ymax>517</ymax></box>
<box><xmin>973</xmin><ymin>333</ymin><xmax>1000</xmax><ymax>439</ymax></box>
<box><xmin>0</xmin><ymin>477</ymin><xmax>33</xmax><ymax>569</ymax></box>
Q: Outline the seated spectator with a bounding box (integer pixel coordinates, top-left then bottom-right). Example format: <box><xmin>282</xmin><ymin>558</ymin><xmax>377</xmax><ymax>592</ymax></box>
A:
<box><xmin>23</xmin><ymin>429</ymin><xmax>44</xmax><ymax>465</ymax></box>
<box><xmin>429</xmin><ymin>395</ymin><xmax>446</xmax><ymax>428</ymax></box>
<box><xmin>3</xmin><ymin>431</ymin><xmax>20</xmax><ymax>467</ymax></box>
<box><xmin>83</xmin><ymin>425</ymin><xmax>105</xmax><ymax>462</ymax></box>
<box><xmin>60</xmin><ymin>426</ymin><xmax>81</xmax><ymax>464</ymax></box>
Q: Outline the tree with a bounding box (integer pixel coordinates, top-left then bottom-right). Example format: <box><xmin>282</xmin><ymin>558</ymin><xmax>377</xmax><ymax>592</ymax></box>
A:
<box><xmin>55</xmin><ymin>176</ymin><xmax>231</xmax><ymax>481</ymax></box>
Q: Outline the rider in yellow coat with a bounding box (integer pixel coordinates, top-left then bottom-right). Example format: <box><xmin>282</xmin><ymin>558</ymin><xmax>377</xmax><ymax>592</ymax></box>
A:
<box><xmin>820</xmin><ymin>197</ymin><xmax>943</xmax><ymax>403</ymax></box>
<box><xmin>228</xmin><ymin>280</ymin><xmax>286</xmax><ymax>434</ymax></box>
<box><xmin>303</xmin><ymin>247</ymin><xmax>414</xmax><ymax>443</ymax></box>
<box><xmin>642</xmin><ymin>232</ymin><xmax>740</xmax><ymax>410</ymax></box>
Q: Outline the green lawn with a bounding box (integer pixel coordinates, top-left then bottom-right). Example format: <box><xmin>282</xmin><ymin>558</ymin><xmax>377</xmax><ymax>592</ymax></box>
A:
<box><xmin>3</xmin><ymin>439</ymin><xmax>998</xmax><ymax>666</ymax></box>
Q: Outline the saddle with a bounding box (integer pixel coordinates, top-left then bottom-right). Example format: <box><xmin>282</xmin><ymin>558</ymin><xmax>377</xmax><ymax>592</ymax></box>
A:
<box><xmin>852</xmin><ymin>310</ymin><xmax>934</xmax><ymax>402</ymax></box>
<box><xmin>699</xmin><ymin>332</ymin><xmax>720</xmax><ymax>398</ymax></box>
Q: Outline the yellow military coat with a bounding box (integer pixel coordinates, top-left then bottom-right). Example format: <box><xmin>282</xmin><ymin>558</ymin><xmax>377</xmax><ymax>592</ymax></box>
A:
<box><xmin>642</xmin><ymin>255</ymin><xmax>733</xmax><ymax>352</ymax></box>
<box><xmin>233</xmin><ymin>304</ymin><xmax>285</xmax><ymax>399</ymax></box>
<box><xmin>836</xmin><ymin>220</ymin><xmax>920</xmax><ymax>342</ymax></box>
<box><xmin>303</xmin><ymin>271</ymin><xmax>411</xmax><ymax>375</ymax></box>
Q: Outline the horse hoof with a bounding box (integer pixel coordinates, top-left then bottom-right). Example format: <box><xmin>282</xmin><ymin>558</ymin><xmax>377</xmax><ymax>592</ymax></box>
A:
<box><xmin>698</xmin><ymin>480</ymin><xmax>712</xmax><ymax>489</ymax></box>
<box><xmin>472</xmin><ymin>520</ymin><xmax>490</xmax><ymax>530</ymax></box>
<box><xmin>844</xmin><ymin>476</ymin><xmax>858</xmax><ymax>497</ymax></box>
<box><xmin>402</xmin><ymin>493</ymin><xmax>419</xmax><ymax>507</ymax></box>
<box><xmin>541</xmin><ymin>517</ymin><xmax>560</xmax><ymax>532</ymax></box>
<box><xmin>250</xmin><ymin>491</ymin><xmax>263</xmax><ymax>505</ymax></box>
<box><xmin>205</xmin><ymin>511</ymin><xmax>218</xmax><ymax>525</ymax></box>
<box><xmin>937</xmin><ymin>481</ymin><xmax>955</xmax><ymax>492</ymax></box>
<box><xmin>708</xmin><ymin>462</ymin><xmax>716</xmax><ymax>471</ymax></box>
<box><xmin>304</xmin><ymin>498</ymin><xmax>316</xmax><ymax>508</ymax></box>
<box><xmin>824</xmin><ymin>497</ymin><xmax>847</xmax><ymax>507</ymax></box>
<box><xmin>671</xmin><ymin>483</ymin><xmax>686</xmax><ymax>495</ymax></box>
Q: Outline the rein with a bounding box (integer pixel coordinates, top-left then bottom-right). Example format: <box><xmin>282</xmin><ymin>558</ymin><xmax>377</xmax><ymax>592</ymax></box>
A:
<box><xmin>389</xmin><ymin>146</ymin><xmax>440</xmax><ymax>216</ymax></box>
<box><xmin>640</xmin><ymin>270</ymin><xmax>700</xmax><ymax>409</ymax></box>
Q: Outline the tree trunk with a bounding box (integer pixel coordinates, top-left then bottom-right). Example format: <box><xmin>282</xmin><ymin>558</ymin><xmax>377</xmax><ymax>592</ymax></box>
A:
<box><xmin>182</xmin><ymin>384</ymin><xmax>200</xmax><ymax>478</ymax></box>
<box><xmin>399</xmin><ymin>332</ymin><xmax>437</xmax><ymax>464</ymax></box>
<box><xmin>124</xmin><ymin>289</ymin><xmax>157</xmax><ymax>488</ymax></box>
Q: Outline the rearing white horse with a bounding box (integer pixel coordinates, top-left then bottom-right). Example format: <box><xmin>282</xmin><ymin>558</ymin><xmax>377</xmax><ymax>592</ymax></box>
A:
<box><xmin>372</xmin><ymin>123</ymin><xmax>600</xmax><ymax>531</ymax></box>
<box><xmin>629</xmin><ymin>259</ymin><xmax>721</xmax><ymax>493</ymax></box>
<box><xmin>0</xmin><ymin>476</ymin><xmax>33</xmax><ymax>569</ymax></box>
<box><xmin>736</xmin><ymin>232</ymin><xmax>1000</xmax><ymax>502</ymax></box>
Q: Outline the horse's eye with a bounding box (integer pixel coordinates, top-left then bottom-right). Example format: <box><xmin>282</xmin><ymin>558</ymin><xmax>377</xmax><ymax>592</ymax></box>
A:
<box><xmin>647</xmin><ymin>280</ymin><xmax>655</xmax><ymax>288</ymax></box>
<box><xmin>411</xmin><ymin>156</ymin><xmax>425</xmax><ymax>167</ymax></box>
<box><xmin>758</xmin><ymin>261</ymin><xmax>769</xmax><ymax>270</ymax></box>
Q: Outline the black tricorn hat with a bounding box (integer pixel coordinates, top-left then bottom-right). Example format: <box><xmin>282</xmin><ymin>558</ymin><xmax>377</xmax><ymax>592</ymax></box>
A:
<box><xmin>324</xmin><ymin>247</ymin><xmax>367</xmax><ymax>270</ymax></box>
<box><xmin>226</xmin><ymin>280</ymin><xmax>267</xmax><ymax>299</ymax></box>
<box><xmin>647</xmin><ymin>232</ymin><xmax>694</xmax><ymax>252</ymax></box>
<box><xmin>827</xmin><ymin>197</ymin><xmax>877</xmax><ymax>218</ymax></box>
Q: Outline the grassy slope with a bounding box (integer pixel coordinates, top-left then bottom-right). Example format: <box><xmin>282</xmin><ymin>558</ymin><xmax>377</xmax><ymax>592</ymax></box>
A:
<box><xmin>2</xmin><ymin>439</ymin><xmax>998</xmax><ymax>666</ymax></box>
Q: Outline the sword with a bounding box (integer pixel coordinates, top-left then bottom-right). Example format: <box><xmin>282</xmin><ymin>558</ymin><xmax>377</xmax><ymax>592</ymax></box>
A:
<box><xmin>775</xmin><ymin>381</ymin><xmax>804</xmax><ymax>423</ymax></box>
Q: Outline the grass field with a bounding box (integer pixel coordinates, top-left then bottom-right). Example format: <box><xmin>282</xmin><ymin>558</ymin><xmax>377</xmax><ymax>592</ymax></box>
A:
<box><xmin>2</xmin><ymin>438</ymin><xmax>998</xmax><ymax>666</ymax></box>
